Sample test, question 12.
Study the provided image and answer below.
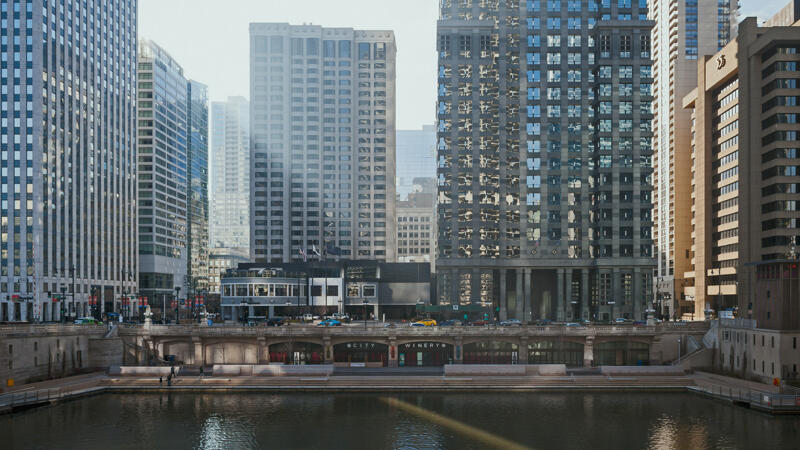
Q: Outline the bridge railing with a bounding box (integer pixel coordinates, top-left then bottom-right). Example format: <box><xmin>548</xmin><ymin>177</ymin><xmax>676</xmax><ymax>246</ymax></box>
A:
<box><xmin>0</xmin><ymin>387</ymin><xmax>66</xmax><ymax>408</ymax></box>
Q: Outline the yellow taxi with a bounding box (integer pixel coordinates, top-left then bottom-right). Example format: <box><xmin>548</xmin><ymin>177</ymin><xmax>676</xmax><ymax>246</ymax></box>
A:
<box><xmin>414</xmin><ymin>319</ymin><xmax>437</xmax><ymax>327</ymax></box>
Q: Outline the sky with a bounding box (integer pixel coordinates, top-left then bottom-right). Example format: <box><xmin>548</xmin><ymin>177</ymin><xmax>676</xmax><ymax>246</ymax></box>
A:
<box><xmin>139</xmin><ymin>0</ymin><xmax>786</xmax><ymax>131</ymax></box>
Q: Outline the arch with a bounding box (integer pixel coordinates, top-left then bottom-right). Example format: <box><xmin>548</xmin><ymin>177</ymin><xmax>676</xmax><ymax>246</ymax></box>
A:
<box><xmin>462</xmin><ymin>341</ymin><xmax>520</xmax><ymax>364</ymax></box>
<box><xmin>395</xmin><ymin>337</ymin><xmax>456</xmax><ymax>347</ymax></box>
<box><xmin>397</xmin><ymin>341</ymin><xmax>454</xmax><ymax>367</ymax></box>
<box><xmin>528</xmin><ymin>339</ymin><xmax>584</xmax><ymax>367</ymax></box>
<box><xmin>161</xmin><ymin>341</ymin><xmax>195</xmax><ymax>365</ymax></box>
<box><xmin>330</xmin><ymin>337</ymin><xmax>389</xmax><ymax>347</ymax></box>
<box><xmin>204</xmin><ymin>341</ymin><xmax>259</xmax><ymax>365</ymax></box>
<box><xmin>594</xmin><ymin>340</ymin><xmax>650</xmax><ymax>366</ymax></box>
<box><xmin>461</xmin><ymin>336</ymin><xmax>521</xmax><ymax>347</ymax></box>
<box><xmin>333</xmin><ymin>341</ymin><xmax>388</xmax><ymax>367</ymax></box>
<box><xmin>268</xmin><ymin>341</ymin><xmax>324</xmax><ymax>365</ymax></box>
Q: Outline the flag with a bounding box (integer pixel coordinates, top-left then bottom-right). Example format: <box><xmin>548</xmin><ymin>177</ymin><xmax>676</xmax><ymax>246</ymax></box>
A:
<box><xmin>311</xmin><ymin>244</ymin><xmax>321</xmax><ymax>257</ymax></box>
<box><xmin>299</xmin><ymin>248</ymin><xmax>307</xmax><ymax>262</ymax></box>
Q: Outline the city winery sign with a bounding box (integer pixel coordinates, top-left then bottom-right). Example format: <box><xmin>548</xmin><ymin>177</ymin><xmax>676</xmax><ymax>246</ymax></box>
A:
<box><xmin>400</xmin><ymin>342</ymin><xmax>451</xmax><ymax>350</ymax></box>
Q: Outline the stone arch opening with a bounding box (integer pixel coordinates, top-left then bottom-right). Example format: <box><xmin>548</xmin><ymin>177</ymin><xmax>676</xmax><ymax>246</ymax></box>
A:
<box><xmin>333</xmin><ymin>342</ymin><xmax>388</xmax><ymax>367</ymax></box>
<box><xmin>463</xmin><ymin>341</ymin><xmax>519</xmax><ymax>364</ymax></box>
<box><xmin>594</xmin><ymin>341</ymin><xmax>649</xmax><ymax>366</ymax></box>
<box><xmin>269</xmin><ymin>342</ymin><xmax>324</xmax><ymax>364</ymax></box>
<box><xmin>397</xmin><ymin>341</ymin><xmax>453</xmax><ymax>367</ymax></box>
<box><xmin>528</xmin><ymin>339</ymin><xmax>584</xmax><ymax>367</ymax></box>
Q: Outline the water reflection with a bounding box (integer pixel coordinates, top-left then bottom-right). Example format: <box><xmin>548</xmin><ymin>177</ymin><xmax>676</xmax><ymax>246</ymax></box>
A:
<box><xmin>0</xmin><ymin>392</ymin><xmax>798</xmax><ymax>449</ymax></box>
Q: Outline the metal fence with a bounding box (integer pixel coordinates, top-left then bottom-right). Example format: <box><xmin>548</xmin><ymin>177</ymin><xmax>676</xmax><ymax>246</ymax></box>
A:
<box><xmin>0</xmin><ymin>387</ymin><xmax>71</xmax><ymax>408</ymax></box>
<box><xmin>691</xmin><ymin>384</ymin><xmax>800</xmax><ymax>410</ymax></box>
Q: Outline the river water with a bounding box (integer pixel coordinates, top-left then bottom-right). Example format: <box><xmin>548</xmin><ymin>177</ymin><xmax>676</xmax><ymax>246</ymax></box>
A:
<box><xmin>2</xmin><ymin>392</ymin><xmax>798</xmax><ymax>449</ymax></box>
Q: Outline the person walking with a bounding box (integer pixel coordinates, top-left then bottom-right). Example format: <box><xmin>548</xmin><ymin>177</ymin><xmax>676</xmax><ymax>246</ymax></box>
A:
<box><xmin>167</xmin><ymin>374</ymin><xmax>172</xmax><ymax>387</ymax></box>
<box><xmin>159</xmin><ymin>376</ymin><xmax>163</xmax><ymax>387</ymax></box>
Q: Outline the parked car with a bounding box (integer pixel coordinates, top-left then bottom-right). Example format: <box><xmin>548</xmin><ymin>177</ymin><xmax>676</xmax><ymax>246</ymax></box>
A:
<box><xmin>438</xmin><ymin>319</ymin><xmax>458</xmax><ymax>327</ymax></box>
<box><xmin>382</xmin><ymin>322</ymin><xmax>396</xmax><ymax>328</ymax></box>
<box><xmin>266</xmin><ymin>317</ymin><xmax>288</xmax><ymax>327</ymax></box>
<box><xmin>565</xmin><ymin>322</ymin><xmax>582</xmax><ymax>327</ymax></box>
<box><xmin>535</xmin><ymin>319</ymin><xmax>553</xmax><ymax>326</ymax></box>
<box><xmin>614</xmin><ymin>318</ymin><xmax>628</xmax><ymax>324</ymax></box>
<box><xmin>499</xmin><ymin>319</ymin><xmax>522</xmax><ymax>326</ymax></box>
<box><xmin>317</xmin><ymin>319</ymin><xmax>342</xmax><ymax>327</ymax></box>
<box><xmin>633</xmin><ymin>321</ymin><xmax>647</xmax><ymax>327</ymax></box>
<box><xmin>302</xmin><ymin>313</ymin><xmax>314</xmax><ymax>322</ymax></box>
<box><xmin>409</xmin><ymin>322</ymin><xmax>426</xmax><ymax>327</ymax></box>
<box><xmin>74</xmin><ymin>317</ymin><xmax>102</xmax><ymax>325</ymax></box>
<box><xmin>470</xmin><ymin>319</ymin><xmax>490</xmax><ymax>326</ymax></box>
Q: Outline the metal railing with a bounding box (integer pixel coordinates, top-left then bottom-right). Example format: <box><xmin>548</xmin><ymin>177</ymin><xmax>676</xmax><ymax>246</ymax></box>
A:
<box><xmin>692</xmin><ymin>384</ymin><xmax>800</xmax><ymax>410</ymax></box>
<box><xmin>0</xmin><ymin>387</ymin><xmax>69</xmax><ymax>408</ymax></box>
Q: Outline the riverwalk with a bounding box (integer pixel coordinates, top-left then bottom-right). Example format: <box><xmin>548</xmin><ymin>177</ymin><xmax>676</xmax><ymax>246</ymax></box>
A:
<box><xmin>2</xmin><ymin>368</ymin><xmax>799</xmax><ymax>415</ymax></box>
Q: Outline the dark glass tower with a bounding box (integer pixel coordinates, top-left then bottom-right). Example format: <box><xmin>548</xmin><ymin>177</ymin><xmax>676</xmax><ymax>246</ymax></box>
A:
<box><xmin>436</xmin><ymin>0</ymin><xmax>655</xmax><ymax>321</ymax></box>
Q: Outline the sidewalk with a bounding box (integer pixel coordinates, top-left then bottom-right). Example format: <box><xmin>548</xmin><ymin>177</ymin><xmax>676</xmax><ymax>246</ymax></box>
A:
<box><xmin>1</xmin><ymin>372</ymin><xmax>106</xmax><ymax>395</ymax></box>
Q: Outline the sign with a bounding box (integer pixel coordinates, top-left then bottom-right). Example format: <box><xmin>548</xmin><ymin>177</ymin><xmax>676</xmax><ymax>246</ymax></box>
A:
<box><xmin>350</xmin><ymin>362</ymin><xmax>366</xmax><ymax>367</ymax></box>
<box><xmin>453</xmin><ymin>304</ymin><xmax>459</xmax><ymax>311</ymax></box>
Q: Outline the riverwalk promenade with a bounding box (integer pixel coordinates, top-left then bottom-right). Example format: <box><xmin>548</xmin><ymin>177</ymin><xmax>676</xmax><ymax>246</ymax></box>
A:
<box><xmin>1</xmin><ymin>368</ymin><xmax>798</xmax><ymax>415</ymax></box>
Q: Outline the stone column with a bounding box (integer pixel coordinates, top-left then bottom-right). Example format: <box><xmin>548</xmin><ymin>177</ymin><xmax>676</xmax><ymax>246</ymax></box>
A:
<box><xmin>583</xmin><ymin>336</ymin><xmax>594</xmax><ymax>367</ymax></box>
<box><xmin>612</xmin><ymin>268</ymin><xmax>621</xmax><ymax>319</ymax></box>
<box><xmin>323</xmin><ymin>337</ymin><xmax>333</xmax><ymax>364</ymax></box>
<box><xmin>193</xmin><ymin>337</ymin><xmax>204</xmax><ymax>367</ymax></box>
<box><xmin>388</xmin><ymin>337</ymin><xmax>398</xmax><ymax>368</ymax></box>
<box><xmin>268</xmin><ymin>305</ymin><xmax>275</xmax><ymax>318</ymax></box>
<box><xmin>499</xmin><ymin>269</ymin><xmax>508</xmax><ymax>321</ymax></box>
<box><xmin>454</xmin><ymin>336</ymin><xmax>463</xmax><ymax>364</ymax></box>
<box><xmin>633</xmin><ymin>268</ymin><xmax>642</xmax><ymax>320</ymax></box>
<box><xmin>20</xmin><ymin>302</ymin><xmax>28</xmax><ymax>322</ymax></box>
<box><xmin>518</xmin><ymin>336</ymin><xmax>528</xmax><ymax>364</ymax></box>
<box><xmin>556</xmin><ymin>268</ymin><xmax>565</xmax><ymax>322</ymax></box>
<box><xmin>373</xmin><ymin>303</ymin><xmax>379</xmax><ymax>320</ymax></box>
<box><xmin>523</xmin><ymin>268</ymin><xmax>531</xmax><ymax>323</ymax></box>
<box><xmin>515</xmin><ymin>269</ymin><xmax>524</xmax><ymax>320</ymax></box>
<box><xmin>248</xmin><ymin>305</ymin><xmax>255</xmax><ymax>319</ymax></box>
<box><xmin>565</xmin><ymin>268</ymin><xmax>574</xmax><ymax>320</ymax></box>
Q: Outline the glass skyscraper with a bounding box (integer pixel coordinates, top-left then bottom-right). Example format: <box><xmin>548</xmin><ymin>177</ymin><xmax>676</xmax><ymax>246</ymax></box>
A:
<box><xmin>249</xmin><ymin>23</ymin><xmax>397</xmax><ymax>263</ymax></box>
<box><xmin>0</xmin><ymin>0</ymin><xmax>137</xmax><ymax>322</ymax></box>
<box><xmin>187</xmin><ymin>80</ymin><xmax>209</xmax><ymax>297</ymax></box>
<box><xmin>437</xmin><ymin>0</ymin><xmax>655</xmax><ymax>321</ymax></box>
<box><xmin>396</xmin><ymin>125</ymin><xmax>436</xmax><ymax>201</ymax></box>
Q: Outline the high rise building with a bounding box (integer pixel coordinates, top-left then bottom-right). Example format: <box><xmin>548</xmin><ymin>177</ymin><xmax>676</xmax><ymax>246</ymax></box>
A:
<box><xmin>397</xmin><ymin>178</ymin><xmax>436</xmax><ymax>270</ymax></box>
<box><xmin>683</xmin><ymin>2</ymin><xmax>800</xmax><ymax>321</ymax></box>
<box><xmin>187</xmin><ymin>80</ymin><xmax>210</xmax><ymax>297</ymax></box>
<box><xmin>137</xmin><ymin>40</ymin><xmax>190</xmax><ymax>316</ymax></box>
<box><xmin>0</xmin><ymin>0</ymin><xmax>137</xmax><ymax>322</ymax></box>
<box><xmin>209</xmin><ymin>97</ymin><xmax>250</xmax><ymax>251</ymax></box>
<box><xmin>436</xmin><ymin>0</ymin><xmax>655</xmax><ymax>321</ymax></box>
<box><xmin>650</xmin><ymin>0</ymin><xmax>738</xmax><ymax>320</ymax></box>
<box><xmin>397</xmin><ymin>125</ymin><xmax>436</xmax><ymax>200</ymax></box>
<box><xmin>249</xmin><ymin>23</ymin><xmax>397</xmax><ymax>263</ymax></box>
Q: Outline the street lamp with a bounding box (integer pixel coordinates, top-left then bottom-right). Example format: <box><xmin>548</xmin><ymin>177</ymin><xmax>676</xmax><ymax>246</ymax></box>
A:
<box><xmin>174</xmin><ymin>286</ymin><xmax>181</xmax><ymax>324</ymax></box>
<box><xmin>363</xmin><ymin>299</ymin><xmax>369</xmax><ymax>330</ymax></box>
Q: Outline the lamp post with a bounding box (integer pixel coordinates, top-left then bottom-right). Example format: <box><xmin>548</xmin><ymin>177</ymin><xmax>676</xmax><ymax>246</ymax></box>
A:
<box><xmin>69</xmin><ymin>265</ymin><xmax>76</xmax><ymax>321</ymax></box>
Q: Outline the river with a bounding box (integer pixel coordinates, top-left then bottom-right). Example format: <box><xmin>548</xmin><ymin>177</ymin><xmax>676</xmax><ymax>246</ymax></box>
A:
<box><xmin>2</xmin><ymin>392</ymin><xmax>798</xmax><ymax>449</ymax></box>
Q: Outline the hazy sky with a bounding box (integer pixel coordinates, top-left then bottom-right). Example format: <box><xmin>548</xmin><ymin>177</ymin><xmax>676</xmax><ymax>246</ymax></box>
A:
<box><xmin>139</xmin><ymin>0</ymin><xmax>784</xmax><ymax>131</ymax></box>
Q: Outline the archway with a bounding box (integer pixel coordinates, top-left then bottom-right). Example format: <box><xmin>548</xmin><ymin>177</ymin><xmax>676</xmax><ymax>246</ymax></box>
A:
<box><xmin>333</xmin><ymin>342</ymin><xmax>388</xmax><ymax>367</ymax></box>
<box><xmin>594</xmin><ymin>341</ymin><xmax>649</xmax><ymax>366</ymax></box>
<box><xmin>463</xmin><ymin>341</ymin><xmax>519</xmax><ymax>364</ymax></box>
<box><xmin>397</xmin><ymin>341</ymin><xmax>453</xmax><ymax>367</ymax></box>
<box><xmin>528</xmin><ymin>340</ymin><xmax>584</xmax><ymax>367</ymax></box>
<box><xmin>269</xmin><ymin>342</ymin><xmax>324</xmax><ymax>365</ymax></box>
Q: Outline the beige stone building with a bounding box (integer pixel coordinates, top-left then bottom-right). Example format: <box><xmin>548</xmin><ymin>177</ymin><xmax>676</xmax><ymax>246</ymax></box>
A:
<box><xmin>396</xmin><ymin>179</ymin><xmax>436</xmax><ymax>271</ymax></box>
<box><xmin>650</xmin><ymin>0</ymin><xmax>738</xmax><ymax>320</ymax></box>
<box><xmin>683</xmin><ymin>3</ymin><xmax>800</xmax><ymax>321</ymax></box>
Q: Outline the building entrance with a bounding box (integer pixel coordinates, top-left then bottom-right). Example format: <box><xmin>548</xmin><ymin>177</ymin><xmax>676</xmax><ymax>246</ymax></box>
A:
<box><xmin>398</xmin><ymin>342</ymin><xmax>453</xmax><ymax>367</ymax></box>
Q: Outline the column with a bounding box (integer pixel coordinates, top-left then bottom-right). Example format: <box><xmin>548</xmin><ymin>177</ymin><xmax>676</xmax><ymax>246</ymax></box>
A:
<box><xmin>373</xmin><ymin>303</ymin><xmax>379</xmax><ymax>320</ymax></box>
<box><xmin>268</xmin><ymin>305</ymin><xmax>275</xmax><ymax>318</ymax></box>
<box><xmin>556</xmin><ymin>268</ymin><xmax>565</xmax><ymax>322</ymax></box>
<box><xmin>323</xmin><ymin>337</ymin><xmax>333</xmax><ymax>364</ymax></box>
<box><xmin>194</xmin><ymin>337</ymin><xmax>204</xmax><ymax>367</ymax></box>
<box><xmin>0</xmin><ymin>301</ymin><xmax>4</xmax><ymax>322</ymax></box>
<box><xmin>454</xmin><ymin>336</ymin><xmax>463</xmax><ymax>364</ymax></box>
<box><xmin>499</xmin><ymin>269</ymin><xmax>508</xmax><ymax>321</ymax></box>
<box><xmin>387</xmin><ymin>337</ymin><xmax>398</xmax><ymax>368</ymax></box>
<box><xmin>518</xmin><ymin>336</ymin><xmax>528</xmax><ymax>364</ymax></box>
<box><xmin>248</xmin><ymin>305</ymin><xmax>255</xmax><ymax>319</ymax></box>
<box><xmin>612</xmin><ymin>268</ymin><xmax>621</xmax><ymax>320</ymax></box>
<box><xmin>523</xmin><ymin>268</ymin><xmax>531</xmax><ymax>323</ymax></box>
<box><xmin>583</xmin><ymin>336</ymin><xmax>594</xmax><ymax>367</ymax></box>
<box><xmin>633</xmin><ymin>268</ymin><xmax>642</xmax><ymax>320</ymax></box>
<box><xmin>515</xmin><ymin>268</ymin><xmax>523</xmax><ymax>321</ymax></box>
<box><xmin>581</xmin><ymin>269</ymin><xmax>589</xmax><ymax>321</ymax></box>
<box><xmin>20</xmin><ymin>302</ymin><xmax>27</xmax><ymax>322</ymax></box>
<box><xmin>564</xmin><ymin>269</ymin><xmax>576</xmax><ymax>321</ymax></box>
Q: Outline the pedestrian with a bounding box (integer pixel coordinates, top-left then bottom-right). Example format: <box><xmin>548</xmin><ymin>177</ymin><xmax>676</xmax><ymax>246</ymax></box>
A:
<box><xmin>170</xmin><ymin>365</ymin><xmax>175</xmax><ymax>377</ymax></box>
<box><xmin>167</xmin><ymin>374</ymin><xmax>172</xmax><ymax>387</ymax></box>
<box><xmin>159</xmin><ymin>376</ymin><xmax>163</xmax><ymax>386</ymax></box>
<box><xmin>199</xmin><ymin>366</ymin><xmax>204</xmax><ymax>377</ymax></box>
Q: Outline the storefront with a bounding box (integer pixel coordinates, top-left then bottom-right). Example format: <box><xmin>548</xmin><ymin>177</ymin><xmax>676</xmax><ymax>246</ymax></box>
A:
<box><xmin>594</xmin><ymin>341</ymin><xmax>650</xmax><ymax>366</ymax></box>
<box><xmin>463</xmin><ymin>341</ymin><xmax>519</xmax><ymax>364</ymax></box>
<box><xmin>528</xmin><ymin>340</ymin><xmax>584</xmax><ymax>367</ymax></box>
<box><xmin>268</xmin><ymin>342</ymin><xmax>324</xmax><ymax>365</ymax></box>
<box><xmin>333</xmin><ymin>342</ymin><xmax>388</xmax><ymax>367</ymax></box>
<box><xmin>398</xmin><ymin>342</ymin><xmax>453</xmax><ymax>366</ymax></box>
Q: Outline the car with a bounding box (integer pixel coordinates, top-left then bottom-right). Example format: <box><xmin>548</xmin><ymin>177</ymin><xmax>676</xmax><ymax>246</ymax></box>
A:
<box><xmin>317</xmin><ymin>319</ymin><xmax>342</xmax><ymax>327</ymax></box>
<box><xmin>74</xmin><ymin>317</ymin><xmax>102</xmax><ymax>325</ymax></box>
<box><xmin>535</xmin><ymin>319</ymin><xmax>553</xmax><ymax>326</ymax></box>
<box><xmin>302</xmin><ymin>313</ymin><xmax>314</xmax><ymax>322</ymax></box>
<box><xmin>382</xmin><ymin>322</ymin><xmax>395</xmax><ymax>328</ymax></box>
<box><xmin>266</xmin><ymin>317</ymin><xmax>288</xmax><ymax>327</ymax></box>
<box><xmin>438</xmin><ymin>319</ymin><xmax>458</xmax><ymax>327</ymax></box>
<box><xmin>415</xmin><ymin>319</ymin><xmax>437</xmax><ymax>326</ymax></box>
<box><xmin>633</xmin><ymin>321</ymin><xmax>647</xmax><ymax>327</ymax></box>
<box><xmin>499</xmin><ymin>319</ymin><xmax>522</xmax><ymax>326</ymax></box>
<box><xmin>565</xmin><ymin>322</ymin><xmax>582</xmax><ymax>327</ymax></box>
<box><xmin>614</xmin><ymin>318</ymin><xmax>628</xmax><ymax>324</ymax></box>
<box><xmin>409</xmin><ymin>322</ymin><xmax>426</xmax><ymax>327</ymax></box>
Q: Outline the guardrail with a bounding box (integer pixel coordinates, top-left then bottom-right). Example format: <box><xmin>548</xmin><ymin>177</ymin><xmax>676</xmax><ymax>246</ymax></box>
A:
<box><xmin>0</xmin><ymin>387</ymin><xmax>68</xmax><ymax>408</ymax></box>
<box><xmin>691</xmin><ymin>384</ymin><xmax>800</xmax><ymax>410</ymax></box>
<box><xmin>0</xmin><ymin>324</ymin><xmax>107</xmax><ymax>336</ymax></box>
